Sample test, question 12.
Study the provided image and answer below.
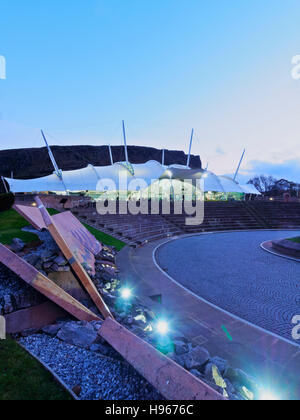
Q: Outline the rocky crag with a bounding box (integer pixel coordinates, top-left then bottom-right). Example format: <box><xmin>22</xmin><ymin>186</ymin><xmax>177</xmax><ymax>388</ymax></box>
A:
<box><xmin>0</xmin><ymin>145</ymin><xmax>202</xmax><ymax>180</ymax></box>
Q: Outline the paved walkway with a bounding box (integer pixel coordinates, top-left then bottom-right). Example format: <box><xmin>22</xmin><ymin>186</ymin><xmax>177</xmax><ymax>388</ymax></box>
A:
<box><xmin>117</xmin><ymin>231</ymin><xmax>300</xmax><ymax>400</ymax></box>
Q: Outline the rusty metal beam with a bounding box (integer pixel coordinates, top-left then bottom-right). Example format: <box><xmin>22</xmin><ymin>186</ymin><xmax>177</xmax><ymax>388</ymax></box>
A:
<box><xmin>99</xmin><ymin>318</ymin><xmax>225</xmax><ymax>401</ymax></box>
<box><xmin>34</xmin><ymin>196</ymin><xmax>113</xmax><ymax>320</ymax></box>
<box><xmin>0</xmin><ymin>244</ymin><xmax>100</xmax><ymax>322</ymax></box>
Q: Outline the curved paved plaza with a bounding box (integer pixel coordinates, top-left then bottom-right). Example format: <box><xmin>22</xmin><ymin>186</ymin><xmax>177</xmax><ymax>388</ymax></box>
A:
<box><xmin>156</xmin><ymin>230</ymin><xmax>300</xmax><ymax>343</ymax></box>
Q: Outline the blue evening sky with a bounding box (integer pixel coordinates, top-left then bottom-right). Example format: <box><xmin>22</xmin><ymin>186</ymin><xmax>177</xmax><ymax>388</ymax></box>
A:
<box><xmin>0</xmin><ymin>0</ymin><xmax>300</xmax><ymax>181</ymax></box>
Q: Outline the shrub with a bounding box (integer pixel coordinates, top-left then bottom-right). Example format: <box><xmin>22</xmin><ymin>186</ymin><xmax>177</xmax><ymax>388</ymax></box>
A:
<box><xmin>0</xmin><ymin>193</ymin><xmax>15</xmax><ymax>212</ymax></box>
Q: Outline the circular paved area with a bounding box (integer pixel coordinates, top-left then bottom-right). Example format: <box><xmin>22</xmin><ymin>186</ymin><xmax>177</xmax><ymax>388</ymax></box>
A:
<box><xmin>156</xmin><ymin>231</ymin><xmax>300</xmax><ymax>342</ymax></box>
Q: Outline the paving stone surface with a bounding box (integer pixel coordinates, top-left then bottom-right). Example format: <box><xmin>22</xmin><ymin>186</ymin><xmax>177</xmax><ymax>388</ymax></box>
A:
<box><xmin>156</xmin><ymin>231</ymin><xmax>300</xmax><ymax>342</ymax></box>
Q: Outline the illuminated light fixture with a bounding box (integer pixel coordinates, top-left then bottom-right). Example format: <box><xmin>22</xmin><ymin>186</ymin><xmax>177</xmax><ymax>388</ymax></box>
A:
<box><xmin>32</xmin><ymin>203</ymin><xmax>37</xmax><ymax>207</ymax></box>
<box><xmin>156</xmin><ymin>320</ymin><xmax>169</xmax><ymax>335</ymax></box>
<box><xmin>259</xmin><ymin>390</ymin><xmax>280</xmax><ymax>401</ymax></box>
<box><xmin>120</xmin><ymin>288</ymin><xmax>132</xmax><ymax>300</ymax></box>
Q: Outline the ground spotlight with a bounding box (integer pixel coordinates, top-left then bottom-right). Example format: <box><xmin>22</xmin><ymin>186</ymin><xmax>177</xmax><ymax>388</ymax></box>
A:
<box><xmin>259</xmin><ymin>389</ymin><xmax>280</xmax><ymax>401</ymax></box>
<box><xmin>120</xmin><ymin>287</ymin><xmax>132</xmax><ymax>300</ymax></box>
<box><xmin>156</xmin><ymin>320</ymin><xmax>169</xmax><ymax>335</ymax></box>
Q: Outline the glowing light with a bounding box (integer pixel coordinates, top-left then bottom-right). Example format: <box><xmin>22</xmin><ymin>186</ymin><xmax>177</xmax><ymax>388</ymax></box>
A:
<box><xmin>259</xmin><ymin>390</ymin><xmax>280</xmax><ymax>401</ymax></box>
<box><xmin>156</xmin><ymin>320</ymin><xmax>169</xmax><ymax>335</ymax></box>
<box><xmin>120</xmin><ymin>288</ymin><xmax>132</xmax><ymax>300</ymax></box>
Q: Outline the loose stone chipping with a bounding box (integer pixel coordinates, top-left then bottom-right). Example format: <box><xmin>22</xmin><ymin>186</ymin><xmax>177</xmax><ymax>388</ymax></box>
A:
<box><xmin>19</xmin><ymin>334</ymin><xmax>163</xmax><ymax>401</ymax></box>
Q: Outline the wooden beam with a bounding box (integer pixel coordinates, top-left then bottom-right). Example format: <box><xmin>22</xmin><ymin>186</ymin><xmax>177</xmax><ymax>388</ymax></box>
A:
<box><xmin>0</xmin><ymin>244</ymin><xmax>100</xmax><ymax>322</ymax></box>
<box><xmin>5</xmin><ymin>302</ymin><xmax>67</xmax><ymax>334</ymax></box>
<box><xmin>100</xmin><ymin>318</ymin><xmax>225</xmax><ymax>401</ymax></box>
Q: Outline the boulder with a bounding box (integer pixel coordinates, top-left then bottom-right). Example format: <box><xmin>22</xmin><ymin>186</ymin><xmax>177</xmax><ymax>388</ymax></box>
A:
<box><xmin>102</xmin><ymin>293</ymin><xmax>117</xmax><ymax>307</ymax></box>
<box><xmin>176</xmin><ymin>345</ymin><xmax>210</xmax><ymax>370</ymax></box>
<box><xmin>143</xmin><ymin>309</ymin><xmax>156</xmax><ymax>321</ymax></box>
<box><xmin>23</xmin><ymin>254</ymin><xmax>40</xmax><ymax>266</ymax></box>
<box><xmin>89</xmin><ymin>343</ymin><xmax>110</xmax><ymax>356</ymax></box>
<box><xmin>56</xmin><ymin>265</ymin><xmax>70</xmax><ymax>272</ymax></box>
<box><xmin>89</xmin><ymin>320</ymin><xmax>103</xmax><ymax>332</ymax></box>
<box><xmin>189</xmin><ymin>369</ymin><xmax>204</xmax><ymax>380</ymax></box>
<box><xmin>133</xmin><ymin>314</ymin><xmax>147</xmax><ymax>327</ymax></box>
<box><xmin>43</xmin><ymin>261</ymin><xmax>53</xmax><ymax>270</ymax></box>
<box><xmin>224</xmin><ymin>379</ymin><xmax>236</xmax><ymax>395</ymax></box>
<box><xmin>57</xmin><ymin>322</ymin><xmax>98</xmax><ymax>348</ymax></box>
<box><xmin>50</xmin><ymin>263</ymin><xmax>59</xmax><ymax>272</ymax></box>
<box><xmin>11</xmin><ymin>238</ymin><xmax>25</xmax><ymax>253</ymax></box>
<box><xmin>42</xmin><ymin>324</ymin><xmax>62</xmax><ymax>337</ymax></box>
<box><xmin>41</xmin><ymin>250</ymin><xmax>55</xmax><ymax>261</ymax></box>
<box><xmin>173</xmin><ymin>339</ymin><xmax>189</xmax><ymax>356</ymax></box>
<box><xmin>210</xmin><ymin>356</ymin><xmax>229</xmax><ymax>375</ymax></box>
<box><xmin>224</xmin><ymin>367</ymin><xmax>258</xmax><ymax>397</ymax></box>
<box><xmin>205</xmin><ymin>363</ymin><xmax>226</xmax><ymax>388</ymax></box>
<box><xmin>54</xmin><ymin>255</ymin><xmax>68</xmax><ymax>266</ymax></box>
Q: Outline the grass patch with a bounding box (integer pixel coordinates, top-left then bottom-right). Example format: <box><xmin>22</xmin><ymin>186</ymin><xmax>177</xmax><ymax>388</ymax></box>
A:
<box><xmin>0</xmin><ymin>337</ymin><xmax>72</xmax><ymax>400</ymax></box>
<box><xmin>288</xmin><ymin>237</ymin><xmax>300</xmax><ymax>244</ymax></box>
<box><xmin>83</xmin><ymin>223</ymin><xmax>126</xmax><ymax>251</ymax></box>
<box><xmin>0</xmin><ymin>207</ymin><xmax>125</xmax><ymax>251</ymax></box>
<box><xmin>48</xmin><ymin>208</ymin><xmax>60</xmax><ymax>216</ymax></box>
<box><xmin>48</xmin><ymin>208</ymin><xmax>125</xmax><ymax>250</ymax></box>
<box><xmin>0</xmin><ymin>209</ymin><xmax>38</xmax><ymax>245</ymax></box>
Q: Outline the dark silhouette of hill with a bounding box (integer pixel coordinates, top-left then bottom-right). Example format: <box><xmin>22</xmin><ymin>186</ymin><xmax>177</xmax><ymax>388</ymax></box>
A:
<box><xmin>0</xmin><ymin>145</ymin><xmax>201</xmax><ymax>180</ymax></box>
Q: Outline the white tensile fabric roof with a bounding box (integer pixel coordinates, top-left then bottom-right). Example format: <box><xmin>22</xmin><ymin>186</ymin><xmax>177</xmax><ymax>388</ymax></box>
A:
<box><xmin>159</xmin><ymin>168</ymin><xmax>260</xmax><ymax>194</ymax></box>
<box><xmin>4</xmin><ymin>161</ymin><xmax>260</xmax><ymax>195</ymax></box>
<box><xmin>5</xmin><ymin>161</ymin><xmax>166</xmax><ymax>193</ymax></box>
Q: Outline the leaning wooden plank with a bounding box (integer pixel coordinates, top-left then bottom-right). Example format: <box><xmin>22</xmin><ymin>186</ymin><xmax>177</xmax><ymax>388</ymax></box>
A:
<box><xmin>13</xmin><ymin>204</ymin><xmax>101</xmax><ymax>275</ymax></box>
<box><xmin>100</xmin><ymin>318</ymin><xmax>225</xmax><ymax>401</ymax></box>
<box><xmin>0</xmin><ymin>244</ymin><xmax>100</xmax><ymax>322</ymax></box>
<box><xmin>34</xmin><ymin>197</ymin><xmax>113</xmax><ymax>320</ymax></box>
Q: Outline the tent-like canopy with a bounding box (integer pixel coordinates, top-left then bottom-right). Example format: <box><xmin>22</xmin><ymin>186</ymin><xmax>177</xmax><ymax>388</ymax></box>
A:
<box><xmin>4</xmin><ymin>161</ymin><xmax>167</xmax><ymax>193</ymax></box>
<box><xmin>4</xmin><ymin>161</ymin><xmax>260</xmax><ymax>195</ymax></box>
<box><xmin>159</xmin><ymin>168</ymin><xmax>260</xmax><ymax>194</ymax></box>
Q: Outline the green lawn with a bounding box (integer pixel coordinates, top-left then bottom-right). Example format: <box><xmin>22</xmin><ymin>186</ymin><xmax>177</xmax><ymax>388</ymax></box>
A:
<box><xmin>82</xmin><ymin>223</ymin><xmax>125</xmax><ymax>251</ymax></box>
<box><xmin>0</xmin><ymin>338</ymin><xmax>72</xmax><ymax>400</ymax></box>
<box><xmin>0</xmin><ymin>207</ymin><xmax>126</xmax><ymax>251</ymax></box>
<box><xmin>48</xmin><ymin>208</ymin><xmax>125</xmax><ymax>250</ymax></box>
<box><xmin>0</xmin><ymin>209</ymin><xmax>39</xmax><ymax>245</ymax></box>
<box><xmin>288</xmin><ymin>237</ymin><xmax>300</xmax><ymax>244</ymax></box>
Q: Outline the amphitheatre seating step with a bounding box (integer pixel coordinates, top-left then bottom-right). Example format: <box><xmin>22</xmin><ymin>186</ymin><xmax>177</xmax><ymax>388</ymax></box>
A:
<box><xmin>71</xmin><ymin>200</ymin><xmax>300</xmax><ymax>241</ymax></box>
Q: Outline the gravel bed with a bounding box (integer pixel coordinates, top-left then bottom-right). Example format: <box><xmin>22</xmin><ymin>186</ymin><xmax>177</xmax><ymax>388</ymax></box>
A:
<box><xmin>0</xmin><ymin>263</ymin><xmax>33</xmax><ymax>298</ymax></box>
<box><xmin>19</xmin><ymin>334</ymin><xmax>163</xmax><ymax>401</ymax></box>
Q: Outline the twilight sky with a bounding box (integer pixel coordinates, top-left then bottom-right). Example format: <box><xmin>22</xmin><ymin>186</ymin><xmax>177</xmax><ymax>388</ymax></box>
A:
<box><xmin>0</xmin><ymin>0</ymin><xmax>300</xmax><ymax>182</ymax></box>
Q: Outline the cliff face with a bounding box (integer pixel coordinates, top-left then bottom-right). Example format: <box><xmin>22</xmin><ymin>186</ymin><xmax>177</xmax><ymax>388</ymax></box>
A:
<box><xmin>0</xmin><ymin>145</ymin><xmax>202</xmax><ymax>180</ymax></box>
